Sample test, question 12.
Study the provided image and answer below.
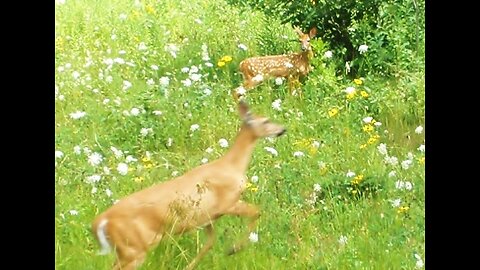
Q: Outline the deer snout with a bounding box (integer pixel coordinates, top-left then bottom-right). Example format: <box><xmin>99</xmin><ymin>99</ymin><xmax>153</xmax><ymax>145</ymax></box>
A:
<box><xmin>277</xmin><ymin>128</ymin><xmax>287</xmax><ymax>137</ymax></box>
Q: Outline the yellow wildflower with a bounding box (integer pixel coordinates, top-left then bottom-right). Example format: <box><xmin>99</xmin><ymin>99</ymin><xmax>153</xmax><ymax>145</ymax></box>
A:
<box><xmin>250</xmin><ymin>186</ymin><xmax>258</xmax><ymax>192</ymax></box>
<box><xmin>418</xmin><ymin>157</ymin><xmax>425</xmax><ymax>165</ymax></box>
<box><xmin>360</xmin><ymin>91</ymin><xmax>369</xmax><ymax>98</ymax></box>
<box><xmin>144</xmin><ymin>163</ymin><xmax>153</xmax><ymax>169</ymax></box>
<box><xmin>128</xmin><ymin>167</ymin><xmax>135</xmax><ymax>172</ymax></box>
<box><xmin>145</xmin><ymin>4</ymin><xmax>155</xmax><ymax>14</ymax></box>
<box><xmin>221</xmin><ymin>55</ymin><xmax>233</xmax><ymax>62</ymax></box>
<box><xmin>360</xmin><ymin>144</ymin><xmax>367</xmax><ymax>149</ymax></box>
<box><xmin>352</xmin><ymin>174</ymin><xmax>364</xmax><ymax>185</ymax></box>
<box><xmin>131</xmin><ymin>10</ymin><xmax>141</xmax><ymax>19</ymax></box>
<box><xmin>134</xmin><ymin>176</ymin><xmax>144</xmax><ymax>183</ymax></box>
<box><xmin>397</xmin><ymin>206</ymin><xmax>410</xmax><ymax>214</ymax></box>
<box><xmin>363</xmin><ymin>124</ymin><xmax>374</xmax><ymax>133</ymax></box>
<box><xmin>367</xmin><ymin>136</ymin><xmax>378</xmax><ymax>144</ymax></box>
<box><xmin>217</xmin><ymin>61</ymin><xmax>226</xmax><ymax>67</ymax></box>
<box><xmin>351</xmin><ymin>189</ymin><xmax>358</xmax><ymax>194</ymax></box>
<box><xmin>142</xmin><ymin>156</ymin><xmax>151</xmax><ymax>163</ymax></box>
<box><xmin>328</xmin><ymin>108</ymin><xmax>339</xmax><ymax>117</ymax></box>
<box><xmin>354</xmin><ymin>78</ymin><xmax>363</xmax><ymax>85</ymax></box>
<box><xmin>245</xmin><ymin>182</ymin><xmax>252</xmax><ymax>189</ymax></box>
<box><xmin>346</xmin><ymin>92</ymin><xmax>356</xmax><ymax>100</ymax></box>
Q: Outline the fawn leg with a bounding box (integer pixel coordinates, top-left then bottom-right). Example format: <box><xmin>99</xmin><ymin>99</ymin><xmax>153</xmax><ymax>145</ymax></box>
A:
<box><xmin>184</xmin><ymin>223</ymin><xmax>216</xmax><ymax>270</ymax></box>
<box><xmin>223</xmin><ymin>200</ymin><xmax>260</xmax><ymax>255</ymax></box>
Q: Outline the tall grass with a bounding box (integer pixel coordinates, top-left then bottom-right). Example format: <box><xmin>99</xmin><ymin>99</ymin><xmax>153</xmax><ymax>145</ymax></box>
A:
<box><xmin>55</xmin><ymin>0</ymin><xmax>425</xmax><ymax>269</ymax></box>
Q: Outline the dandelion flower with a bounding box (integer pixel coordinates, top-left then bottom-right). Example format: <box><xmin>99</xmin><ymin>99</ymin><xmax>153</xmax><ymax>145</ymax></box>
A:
<box><xmin>88</xmin><ymin>152</ymin><xmax>103</xmax><ymax>166</ymax></box>
<box><xmin>248</xmin><ymin>232</ymin><xmax>259</xmax><ymax>243</ymax></box>
<box><xmin>221</xmin><ymin>55</ymin><xmax>233</xmax><ymax>62</ymax></box>
<box><xmin>217</xmin><ymin>61</ymin><xmax>226</xmax><ymax>67</ymax></box>
<box><xmin>117</xmin><ymin>163</ymin><xmax>128</xmax><ymax>175</ymax></box>
<box><xmin>358</xmin><ymin>44</ymin><xmax>368</xmax><ymax>54</ymax></box>
<box><xmin>324</xmin><ymin>50</ymin><xmax>333</xmax><ymax>59</ymax></box>
<box><xmin>69</xmin><ymin>111</ymin><xmax>86</xmax><ymax>120</ymax></box>
<box><xmin>360</xmin><ymin>91</ymin><xmax>369</xmax><ymax>98</ymax></box>
<box><xmin>363</xmin><ymin>125</ymin><xmax>374</xmax><ymax>132</ymax></box>
<box><xmin>264</xmin><ymin>147</ymin><xmax>278</xmax><ymax>156</ymax></box>
<box><xmin>218</xmin><ymin>138</ymin><xmax>229</xmax><ymax>148</ymax></box>
<box><xmin>272</xmin><ymin>99</ymin><xmax>282</xmax><ymax>111</ymax></box>
<box><xmin>353</xmin><ymin>78</ymin><xmax>363</xmax><ymax>85</ymax></box>
<box><xmin>328</xmin><ymin>108</ymin><xmax>338</xmax><ymax>117</ymax></box>
<box><xmin>415</xmin><ymin>125</ymin><xmax>424</xmax><ymax>134</ymax></box>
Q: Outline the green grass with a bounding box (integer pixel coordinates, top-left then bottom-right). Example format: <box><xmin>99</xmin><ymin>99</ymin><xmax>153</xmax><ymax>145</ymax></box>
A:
<box><xmin>55</xmin><ymin>0</ymin><xmax>425</xmax><ymax>269</ymax></box>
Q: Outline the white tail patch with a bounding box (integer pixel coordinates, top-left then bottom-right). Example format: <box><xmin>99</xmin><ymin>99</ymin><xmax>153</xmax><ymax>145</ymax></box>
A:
<box><xmin>96</xmin><ymin>219</ymin><xmax>112</xmax><ymax>255</ymax></box>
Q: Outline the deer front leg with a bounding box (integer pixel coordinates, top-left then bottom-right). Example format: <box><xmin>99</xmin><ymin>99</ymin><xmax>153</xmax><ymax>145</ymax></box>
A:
<box><xmin>223</xmin><ymin>200</ymin><xmax>260</xmax><ymax>255</ymax></box>
<box><xmin>184</xmin><ymin>223</ymin><xmax>216</xmax><ymax>270</ymax></box>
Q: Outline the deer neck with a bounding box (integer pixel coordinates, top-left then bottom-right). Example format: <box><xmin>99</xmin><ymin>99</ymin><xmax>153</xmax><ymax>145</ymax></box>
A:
<box><xmin>222</xmin><ymin>124</ymin><xmax>258</xmax><ymax>173</ymax></box>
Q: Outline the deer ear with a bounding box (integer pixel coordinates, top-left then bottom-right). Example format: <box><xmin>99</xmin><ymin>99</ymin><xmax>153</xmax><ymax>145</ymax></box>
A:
<box><xmin>294</xmin><ymin>26</ymin><xmax>304</xmax><ymax>36</ymax></box>
<box><xmin>238</xmin><ymin>100</ymin><xmax>252</xmax><ymax>122</ymax></box>
<box><xmin>309</xmin><ymin>27</ymin><xmax>318</xmax><ymax>38</ymax></box>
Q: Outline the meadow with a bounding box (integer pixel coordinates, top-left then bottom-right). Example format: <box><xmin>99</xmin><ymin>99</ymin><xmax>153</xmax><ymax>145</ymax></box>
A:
<box><xmin>55</xmin><ymin>0</ymin><xmax>425</xmax><ymax>269</ymax></box>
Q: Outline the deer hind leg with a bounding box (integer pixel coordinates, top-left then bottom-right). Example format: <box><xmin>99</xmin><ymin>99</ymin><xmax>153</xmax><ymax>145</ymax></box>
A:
<box><xmin>184</xmin><ymin>223</ymin><xmax>216</xmax><ymax>270</ymax></box>
<box><xmin>223</xmin><ymin>200</ymin><xmax>260</xmax><ymax>255</ymax></box>
<box><xmin>112</xmin><ymin>250</ymin><xmax>147</xmax><ymax>270</ymax></box>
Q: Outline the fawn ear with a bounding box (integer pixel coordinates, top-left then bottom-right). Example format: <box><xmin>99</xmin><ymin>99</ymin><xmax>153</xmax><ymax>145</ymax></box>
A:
<box><xmin>294</xmin><ymin>26</ymin><xmax>304</xmax><ymax>36</ymax></box>
<box><xmin>238</xmin><ymin>100</ymin><xmax>252</xmax><ymax>123</ymax></box>
<box><xmin>309</xmin><ymin>27</ymin><xmax>317</xmax><ymax>38</ymax></box>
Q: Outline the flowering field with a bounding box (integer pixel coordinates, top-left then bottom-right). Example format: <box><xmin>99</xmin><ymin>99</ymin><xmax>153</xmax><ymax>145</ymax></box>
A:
<box><xmin>55</xmin><ymin>0</ymin><xmax>425</xmax><ymax>269</ymax></box>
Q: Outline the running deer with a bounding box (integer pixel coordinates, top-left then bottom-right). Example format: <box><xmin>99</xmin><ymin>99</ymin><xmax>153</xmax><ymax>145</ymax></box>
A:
<box><xmin>234</xmin><ymin>26</ymin><xmax>317</xmax><ymax>99</ymax></box>
<box><xmin>91</xmin><ymin>101</ymin><xmax>286</xmax><ymax>270</ymax></box>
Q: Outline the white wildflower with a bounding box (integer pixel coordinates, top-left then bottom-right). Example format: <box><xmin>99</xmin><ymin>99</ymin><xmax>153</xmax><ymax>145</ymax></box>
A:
<box><xmin>248</xmin><ymin>232</ymin><xmax>259</xmax><ymax>243</ymax></box>
<box><xmin>55</xmin><ymin>150</ymin><xmax>64</xmax><ymax>159</ymax></box>
<box><xmin>205</xmin><ymin>62</ymin><xmax>213</xmax><ymax>67</ymax></box>
<box><xmin>138</xmin><ymin>42</ymin><xmax>147</xmax><ymax>51</ymax></box>
<box><xmin>69</xmin><ymin>111</ymin><xmax>86</xmax><ymax>120</ymax></box>
<box><xmin>377</xmin><ymin>143</ymin><xmax>388</xmax><ymax>156</ymax></box>
<box><xmin>72</xmin><ymin>71</ymin><xmax>80</xmax><ymax>80</ymax></box>
<box><xmin>153</xmin><ymin>110</ymin><xmax>163</xmax><ymax>116</ymax></box>
<box><xmin>251</xmin><ymin>175</ymin><xmax>259</xmax><ymax>183</ymax></box>
<box><xmin>218</xmin><ymin>138</ymin><xmax>229</xmax><ymax>148</ymax></box>
<box><xmin>363</xmin><ymin>116</ymin><xmax>373</xmax><ymax>124</ymax></box>
<box><xmin>181</xmin><ymin>67</ymin><xmax>190</xmax><ymax>73</ymax></box>
<box><xmin>103</xmin><ymin>98</ymin><xmax>110</xmax><ymax>104</ymax></box>
<box><xmin>88</xmin><ymin>152</ymin><xmax>103</xmax><ymax>166</ymax></box>
<box><xmin>401</xmin><ymin>159</ymin><xmax>413</xmax><ymax>170</ymax></box>
<box><xmin>110</xmin><ymin>146</ymin><xmax>123</xmax><ymax>158</ymax></box>
<box><xmin>236</xmin><ymin>86</ymin><xmax>246</xmax><ymax>96</ymax></box>
<box><xmin>146</xmin><ymin>78</ymin><xmax>155</xmax><ymax>86</ymax></box>
<box><xmin>190</xmin><ymin>66</ymin><xmax>199</xmax><ymax>74</ymax></box>
<box><xmin>312</xmin><ymin>141</ymin><xmax>321</xmax><ymax>148</ymax></box>
<box><xmin>113</xmin><ymin>57</ymin><xmax>125</xmax><ymax>64</ymax></box>
<box><xmin>118</xmin><ymin>50</ymin><xmax>126</xmax><ymax>55</ymax></box>
<box><xmin>165</xmin><ymin>44</ymin><xmax>179</xmax><ymax>58</ymax></box>
<box><xmin>293</xmin><ymin>151</ymin><xmax>305</xmax><ymax>157</ymax></box>
<box><xmin>190</xmin><ymin>73</ymin><xmax>202</xmax><ymax>82</ymax></box>
<box><xmin>388</xmin><ymin>171</ymin><xmax>396</xmax><ymax>178</ymax></box>
<box><xmin>91</xmin><ymin>187</ymin><xmax>98</xmax><ymax>194</ymax></box>
<box><xmin>140</xmin><ymin>128</ymin><xmax>153</xmax><ymax>137</ymax></box>
<box><xmin>122</xmin><ymin>80</ymin><xmax>132</xmax><ymax>91</ymax></box>
<box><xmin>414</xmin><ymin>254</ymin><xmax>424</xmax><ymax>268</ymax></box>
<box><xmin>151</xmin><ymin>65</ymin><xmax>159</xmax><ymax>70</ymax></box>
<box><xmin>272</xmin><ymin>99</ymin><xmax>282</xmax><ymax>111</ymax></box>
<box><xmin>69</xmin><ymin>210</ymin><xmax>78</xmax><ymax>216</ymax></box>
<box><xmin>238</xmin><ymin>44</ymin><xmax>248</xmax><ymax>51</ymax></box>
<box><xmin>344</xmin><ymin>87</ymin><xmax>355</xmax><ymax>94</ymax></box>
<box><xmin>125</xmin><ymin>155</ymin><xmax>138</xmax><ymax>163</ymax></box>
<box><xmin>56</xmin><ymin>0</ymin><xmax>66</xmax><ymax>5</ymax></box>
<box><xmin>159</xmin><ymin>76</ymin><xmax>170</xmax><ymax>87</ymax></box>
<box><xmin>181</xmin><ymin>78</ymin><xmax>192</xmax><ymax>87</ymax></box>
<box><xmin>203</xmin><ymin>88</ymin><xmax>212</xmax><ymax>96</ymax></box>
<box><xmin>395</xmin><ymin>180</ymin><xmax>405</xmax><ymax>190</ymax></box>
<box><xmin>264</xmin><ymin>147</ymin><xmax>278</xmax><ymax>156</ymax></box>
<box><xmin>83</xmin><ymin>147</ymin><xmax>92</xmax><ymax>155</ymax></box>
<box><xmin>205</xmin><ymin>147</ymin><xmax>213</xmax><ymax>154</ymax></box>
<box><xmin>252</xmin><ymin>74</ymin><xmax>264</xmax><ymax>82</ymax></box>
<box><xmin>324</xmin><ymin>50</ymin><xmax>333</xmax><ymax>59</ymax></box>
<box><xmin>117</xmin><ymin>163</ymin><xmax>128</xmax><ymax>175</ymax></box>
<box><xmin>201</xmin><ymin>158</ymin><xmax>208</xmax><ymax>164</ymax></box>
<box><xmin>374</xmin><ymin>122</ymin><xmax>382</xmax><ymax>127</ymax></box>
<box><xmin>130</xmin><ymin>107</ymin><xmax>140</xmax><ymax>116</ymax></box>
<box><xmin>390</xmin><ymin>198</ymin><xmax>401</xmax><ymax>207</ymax></box>
<box><xmin>385</xmin><ymin>156</ymin><xmax>399</xmax><ymax>166</ymax></box>
<box><xmin>285</xmin><ymin>62</ymin><xmax>294</xmax><ymax>68</ymax></box>
<box><xmin>119</xmin><ymin>13</ymin><xmax>127</xmax><ymax>20</ymax></box>
<box><xmin>105</xmin><ymin>189</ymin><xmax>113</xmax><ymax>197</ymax></box>
<box><xmin>171</xmin><ymin>171</ymin><xmax>179</xmax><ymax>177</ymax></box>
<box><xmin>190</xmin><ymin>124</ymin><xmax>200</xmax><ymax>132</ymax></box>
<box><xmin>415</xmin><ymin>125</ymin><xmax>423</xmax><ymax>134</ymax></box>
<box><xmin>404</xmin><ymin>181</ymin><xmax>413</xmax><ymax>190</ymax></box>
<box><xmin>417</xmin><ymin>144</ymin><xmax>425</xmax><ymax>152</ymax></box>
<box><xmin>275</xmin><ymin>77</ymin><xmax>284</xmax><ymax>85</ymax></box>
<box><xmin>73</xmin><ymin>146</ymin><xmax>81</xmax><ymax>155</ymax></box>
<box><xmin>85</xmin><ymin>175</ymin><xmax>101</xmax><ymax>184</ymax></box>
<box><xmin>313</xmin><ymin>183</ymin><xmax>322</xmax><ymax>192</ymax></box>
<box><xmin>358</xmin><ymin>44</ymin><xmax>368</xmax><ymax>54</ymax></box>
<box><xmin>346</xmin><ymin>171</ymin><xmax>356</xmax><ymax>177</ymax></box>
<box><xmin>338</xmin><ymin>235</ymin><xmax>348</xmax><ymax>245</ymax></box>
<box><xmin>103</xmin><ymin>166</ymin><xmax>111</xmax><ymax>175</ymax></box>
<box><xmin>167</xmin><ymin>138</ymin><xmax>173</xmax><ymax>147</ymax></box>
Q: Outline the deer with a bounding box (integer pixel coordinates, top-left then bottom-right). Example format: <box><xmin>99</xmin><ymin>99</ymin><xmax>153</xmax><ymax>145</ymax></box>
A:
<box><xmin>91</xmin><ymin>100</ymin><xmax>287</xmax><ymax>270</ymax></box>
<box><xmin>233</xmin><ymin>26</ymin><xmax>317</xmax><ymax>99</ymax></box>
